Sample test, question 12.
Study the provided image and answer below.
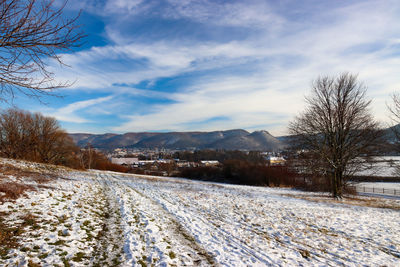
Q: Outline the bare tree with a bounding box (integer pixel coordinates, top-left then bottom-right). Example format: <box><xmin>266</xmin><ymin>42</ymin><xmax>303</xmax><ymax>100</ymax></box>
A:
<box><xmin>0</xmin><ymin>108</ymin><xmax>81</xmax><ymax>167</ymax></box>
<box><xmin>0</xmin><ymin>0</ymin><xmax>83</xmax><ymax>101</ymax></box>
<box><xmin>31</xmin><ymin>111</ymin><xmax>79</xmax><ymax>164</ymax></box>
<box><xmin>386</xmin><ymin>93</ymin><xmax>400</xmax><ymax>175</ymax></box>
<box><xmin>0</xmin><ymin>109</ymin><xmax>39</xmax><ymax>158</ymax></box>
<box><xmin>289</xmin><ymin>73</ymin><xmax>382</xmax><ymax>198</ymax></box>
<box><xmin>388</xmin><ymin>93</ymin><xmax>400</xmax><ymax>146</ymax></box>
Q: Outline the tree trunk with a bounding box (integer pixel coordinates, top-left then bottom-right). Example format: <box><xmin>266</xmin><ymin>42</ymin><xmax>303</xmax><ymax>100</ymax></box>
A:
<box><xmin>332</xmin><ymin>172</ymin><xmax>338</xmax><ymax>198</ymax></box>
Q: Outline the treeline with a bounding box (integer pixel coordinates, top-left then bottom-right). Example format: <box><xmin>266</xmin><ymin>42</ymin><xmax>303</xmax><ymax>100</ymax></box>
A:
<box><xmin>177</xmin><ymin>159</ymin><xmax>349</xmax><ymax>191</ymax></box>
<box><xmin>173</xmin><ymin>150</ymin><xmax>266</xmax><ymax>164</ymax></box>
<box><xmin>0</xmin><ymin>108</ymin><xmax>127</xmax><ymax>172</ymax></box>
<box><xmin>177</xmin><ymin>160</ymin><xmax>300</xmax><ymax>187</ymax></box>
<box><xmin>174</xmin><ymin>150</ymin><xmax>292</xmax><ymax>186</ymax></box>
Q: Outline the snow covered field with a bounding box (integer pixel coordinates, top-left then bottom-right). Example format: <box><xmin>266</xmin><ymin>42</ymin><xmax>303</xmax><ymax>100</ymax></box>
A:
<box><xmin>1</xmin><ymin>159</ymin><xmax>400</xmax><ymax>266</ymax></box>
<box><xmin>357</xmin><ymin>182</ymin><xmax>400</xmax><ymax>191</ymax></box>
<box><xmin>355</xmin><ymin>156</ymin><xmax>400</xmax><ymax>177</ymax></box>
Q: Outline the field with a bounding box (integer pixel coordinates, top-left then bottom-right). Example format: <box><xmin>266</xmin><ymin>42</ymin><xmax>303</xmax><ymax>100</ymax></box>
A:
<box><xmin>0</xmin><ymin>158</ymin><xmax>399</xmax><ymax>266</ymax></box>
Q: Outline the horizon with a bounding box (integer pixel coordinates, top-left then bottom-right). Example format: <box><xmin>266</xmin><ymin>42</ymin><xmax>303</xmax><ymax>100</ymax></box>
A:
<box><xmin>68</xmin><ymin>128</ymin><xmax>285</xmax><ymax>136</ymax></box>
<box><xmin>5</xmin><ymin>0</ymin><xmax>400</xmax><ymax>136</ymax></box>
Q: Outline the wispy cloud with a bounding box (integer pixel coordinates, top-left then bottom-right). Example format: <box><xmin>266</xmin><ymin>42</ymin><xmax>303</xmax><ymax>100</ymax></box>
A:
<box><xmin>45</xmin><ymin>96</ymin><xmax>113</xmax><ymax>123</ymax></box>
<box><xmin>33</xmin><ymin>0</ymin><xmax>400</xmax><ymax>135</ymax></box>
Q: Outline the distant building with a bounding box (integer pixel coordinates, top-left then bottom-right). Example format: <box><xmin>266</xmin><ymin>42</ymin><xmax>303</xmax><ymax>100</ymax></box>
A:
<box><xmin>176</xmin><ymin>161</ymin><xmax>199</xmax><ymax>168</ymax></box>
<box><xmin>113</xmin><ymin>148</ymin><xmax>128</xmax><ymax>156</ymax></box>
<box><xmin>200</xmin><ymin>160</ymin><xmax>220</xmax><ymax>167</ymax></box>
<box><xmin>266</xmin><ymin>156</ymin><xmax>286</xmax><ymax>166</ymax></box>
<box><xmin>111</xmin><ymin>157</ymin><xmax>139</xmax><ymax>166</ymax></box>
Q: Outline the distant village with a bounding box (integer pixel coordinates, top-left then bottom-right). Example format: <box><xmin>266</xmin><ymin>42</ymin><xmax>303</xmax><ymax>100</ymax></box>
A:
<box><xmin>106</xmin><ymin>148</ymin><xmax>286</xmax><ymax>176</ymax></box>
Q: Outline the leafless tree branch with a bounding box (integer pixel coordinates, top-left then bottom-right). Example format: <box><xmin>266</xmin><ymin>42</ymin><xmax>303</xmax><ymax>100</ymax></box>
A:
<box><xmin>289</xmin><ymin>73</ymin><xmax>382</xmax><ymax>198</ymax></box>
<box><xmin>0</xmin><ymin>0</ymin><xmax>84</xmax><ymax>102</ymax></box>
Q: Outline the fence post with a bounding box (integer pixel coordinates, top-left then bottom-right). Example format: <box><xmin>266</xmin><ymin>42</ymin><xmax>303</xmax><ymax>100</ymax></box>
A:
<box><xmin>383</xmin><ymin>188</ymin><xmax>384</xmax><ymax>194</ymax></box>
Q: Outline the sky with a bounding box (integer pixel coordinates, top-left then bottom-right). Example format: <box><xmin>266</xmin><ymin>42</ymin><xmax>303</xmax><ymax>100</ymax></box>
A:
<box><xmin>10</xmin><ymin>0</ymin><xmax>400</xmax><ymax>136</ymax></box>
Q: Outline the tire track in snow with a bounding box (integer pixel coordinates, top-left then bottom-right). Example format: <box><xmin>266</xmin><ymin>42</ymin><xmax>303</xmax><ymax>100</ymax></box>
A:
<box><xmin>94</xmin><ymin>172</ymin><xmax>400</xmax><ymax>266</ymax></box>
<box><xmin>127</xmin><ymin>178</ymin><xmax>280</xmax><ymax>266</ymax></box>
<box><xmin>98</xmin><ymin>172</ymin><xmax>217</xmax><ymax>266</ymax></box>
<box><xmin>90</xmin><ymin>174</ymin><xmax>126</xmax><ymax>266</ymax></box>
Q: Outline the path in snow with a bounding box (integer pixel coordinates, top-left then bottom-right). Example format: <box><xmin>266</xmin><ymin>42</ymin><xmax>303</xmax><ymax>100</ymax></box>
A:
<box><xmin>0</xmin><ymin>164</ymin><xmax>399</xmax><ymax>266</ymax></box>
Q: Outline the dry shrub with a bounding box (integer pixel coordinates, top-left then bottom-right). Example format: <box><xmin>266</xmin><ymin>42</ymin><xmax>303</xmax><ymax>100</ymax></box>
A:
<box><xmin>0</xmin><ymin>182</ymin><xmax>35</xmax><ymax>202</ymax></box>
<box><xmin>177</xmin><ymin>160</ymin><xmax>298</xmax><ymax>187</ymax></box>
<box><xmin>0</xmin><ymin>109</ymin><xmax>84</xmax><ymax>170</ymax></box>
<box><xmin>94</xmin><ymin>161</ymin><xmax>129</xmax><ymax>173</ymax></box>
<box><xmin>343</xmin><ymin>185</ymin><xmax>357</xmax><ymax>195</ymax></box>
<box><xmin>0</xmin><ymin>162</ymin><xmax>59</xmax><ymax>183</ymax></box>
<box><xmin>80</xmin><ymin>148</ymin><xmax>129</xmax><ymax>172</ymax></box>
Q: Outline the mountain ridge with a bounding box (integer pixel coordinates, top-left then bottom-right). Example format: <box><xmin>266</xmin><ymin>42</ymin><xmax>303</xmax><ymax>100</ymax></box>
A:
<box><xmin>69</xmin><ymin>129</ymin><xmax>284</xmax><ymax>151</ymax></box>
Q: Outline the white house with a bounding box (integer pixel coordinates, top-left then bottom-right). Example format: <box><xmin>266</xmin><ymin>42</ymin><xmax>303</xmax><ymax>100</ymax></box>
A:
<box><xmin>111</xmin><ymin>158</ymin><xmax>139</xmax><ymax>165</ymax></box>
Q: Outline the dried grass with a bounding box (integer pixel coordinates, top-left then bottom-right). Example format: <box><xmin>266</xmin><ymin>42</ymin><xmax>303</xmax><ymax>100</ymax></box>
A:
<box><xmin>0</xmin><ymin>212</ymin><xmax>20</xmax><ymax>257</ymax></box>
<box><xmin>0</xmin><ymin>182</ymin><xmax>35</xmax><ymax>203</ymax></box>
<box><xmin>0</xmin><ymin>212</ymin><xmax>40</xmax><ymax>259</ymax></box>
<box><xmin>281</xmin><ymin>193</ymin><xmax>400</xmax><ymax>210</ymax></box>
<box><xmin>0</xmin><ymin>162</ymin><xmax>57</xmax><ymax>183</ymax></box>
<box><xmin>0</xmin><ymin>161</ymin><xmax>61</xmax><ymax>202</ymax></box>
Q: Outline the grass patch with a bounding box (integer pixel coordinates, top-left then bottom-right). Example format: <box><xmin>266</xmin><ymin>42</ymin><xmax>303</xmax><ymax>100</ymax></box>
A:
<box><xmin>58</xmin><ymin>229</ymin><xmax>69</xmax><ymax>237</ymax></box>
<box><xmin>27</xmin><ymin>260</ymin><xmax>41</xmax><ymax>267</ymax></box>
<box><xmin>299</xmin><ymin>249</ymin><xmax>311</xmax><ymax>258</ymax></box>
<box><xmin>38</xmin><ymin>252</ymin><xmax>49</xmax><ymax>259</ymax></box>
<box><xmin>20</xmin><ymin>247</ymin><xmax>30</xmax><ymax>252</ymax></box>
<box><xmin>72</xmin><ymin>252</ymin><xmax>86</xmax><ymax>262</ymax></box>
<box><xmin>168</xmin><ymin>251</ymin><xmax>176</xmax><ymax>259</ymax></box>
<box><xmin>59</xmin><ymin>251</ymin><xmax>68</xmax><ymax>257</ymax></box>
<box><xmin>48</xmin><ymin>239</ymin><xmax>66</xmax><ymax>246</ymax></box>
<box><xmin>281</xmin><ymin>193</ymin><xmax>400</xmax><ymax>210</ymax></box>
<box><xmin>62</xmin><ymin>257</ymin><xmax>71</xmax><ymax>267</ymax></box>
<box><xmin>57</xmin><ymin>215</ymin><xmax>68</xmax><ymax>224</ymax></box>
<box><xmin>0</xmin><ymin>162</ymin><xmax>58</xmax><ymax>184</ymax></box>
<box><xmin>0</xmin><ymin>182</ymin><xmax>35</xmax><ymax>203</ymax></box>
<box><xmin>0</xmin><ymin>212</ymin><xmax>39</xmax><ymax>259</ymax></box>
<box><xmin>137</xmin><ymin>258</ymin><xmax>147</xmax><ymax>267</ymax></box>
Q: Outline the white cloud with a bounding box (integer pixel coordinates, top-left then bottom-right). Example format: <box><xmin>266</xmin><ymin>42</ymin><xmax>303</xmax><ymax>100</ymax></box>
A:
<box><xmin>112</xmin><ymin>74</ymin><xmax>305</xmax><ymax>134</ymax></box>
<box><xmin>105</xmin><ymin>0</ymin><xmax>144</xmax><ymax>13</ymax></box>
<box><xmin>165</xmin><ymin>0</ymin><xmax>285</xmax><ymax>29</ymax></box>
<box><xmin>51</xmin><ymin>0</ymin><xmax>400</xmax><ymax>135</ymax></box>
<box><xmin>45</xmin><ymin>96</ymin><xmax>113</xmax><ymax>123</ymax></box>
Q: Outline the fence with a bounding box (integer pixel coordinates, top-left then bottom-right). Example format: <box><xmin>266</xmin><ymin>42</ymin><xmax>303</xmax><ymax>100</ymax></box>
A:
<box><xmin>353</xmin><ymin>186</ymin><xmax>400</xmax><ymax>196</ymax></box>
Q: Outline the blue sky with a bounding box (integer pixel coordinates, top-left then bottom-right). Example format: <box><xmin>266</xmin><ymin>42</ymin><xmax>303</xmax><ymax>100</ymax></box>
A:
<box><xmin>12</xmin><ymin>0</ymin><xmax>400</xmax><ymax>135</ymax></box>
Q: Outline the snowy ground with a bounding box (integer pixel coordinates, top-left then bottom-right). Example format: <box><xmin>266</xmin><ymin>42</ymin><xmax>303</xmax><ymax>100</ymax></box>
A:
<box><xmin>357</xmin><ymin>182</ymin><xmax>400</xmax><ymax>191</ymax></box>
<box><xmin>355</xmin><ymin>156</ymin><xmax>400</xmax><ymax>177</ymax></box>
<box><xmin>1</xmin><ymin>159</ymin><xmax>400</xmax><ymax>266</ymax></box>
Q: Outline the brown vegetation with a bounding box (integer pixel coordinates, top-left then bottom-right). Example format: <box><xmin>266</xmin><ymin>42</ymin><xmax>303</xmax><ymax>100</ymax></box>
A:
<box><xmin>0</xmin><ymin>108</ymin><xmax>128</xmax><ymax>175</ymax></box>
<box><xmin>0</xmin><ymin>182</ymin><xmax>35</xmax><ymax>202</ymax></box>
<box><xmin>178</xmin><ymin>159</ymin><xmax>299</xmax><ymax>187</ymax></box>
<box><xmin>281</xmin><ymin>193</ymin><xmax>400</xmax><ymax>210</ymax></box>
<box><xmin>0</xmin><ymin>161</ymin><xmax>62</xmax><ymax>202</ymax></box>
<box><xmin>0</xmin><ymin>109</ymin><xmax>82</xmax><ymax>169</ymax></box>
<box><xmin>79</xmin><ymin>147</ymin><xmax>129</xmax><ymax>172</ymax></box>
<box><xmin>0</xmin><ymin>211</ymin><xmax>40</xmax><ymax>259</ymax></box>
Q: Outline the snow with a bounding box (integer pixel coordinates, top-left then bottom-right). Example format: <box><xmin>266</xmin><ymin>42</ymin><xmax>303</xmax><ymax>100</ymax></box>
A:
<box><xmin>354</xmin><ymin>156</ymin><xmax>400</xmax><ymax>177</ymax></box>
<box><xmin>357</xmin><ymin>182</ymin><xmax>400</xmax><ymax>191</ymax></box>
<box><xmin>1</xmin><ymin>159</ymin><xmax>400</xmax><ymax>266</ymax></box>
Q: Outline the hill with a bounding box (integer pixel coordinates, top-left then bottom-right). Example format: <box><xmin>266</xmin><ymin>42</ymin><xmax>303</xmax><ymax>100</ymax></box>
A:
<box><xmin>69</xmin><ymin>129</ymin><xmax>285</xmax><ymax>151</ymax></box>
<box><xmin>1</xmin><ymin>158</ymin><xmax>399</xmax><ymax>266</ymax></box>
